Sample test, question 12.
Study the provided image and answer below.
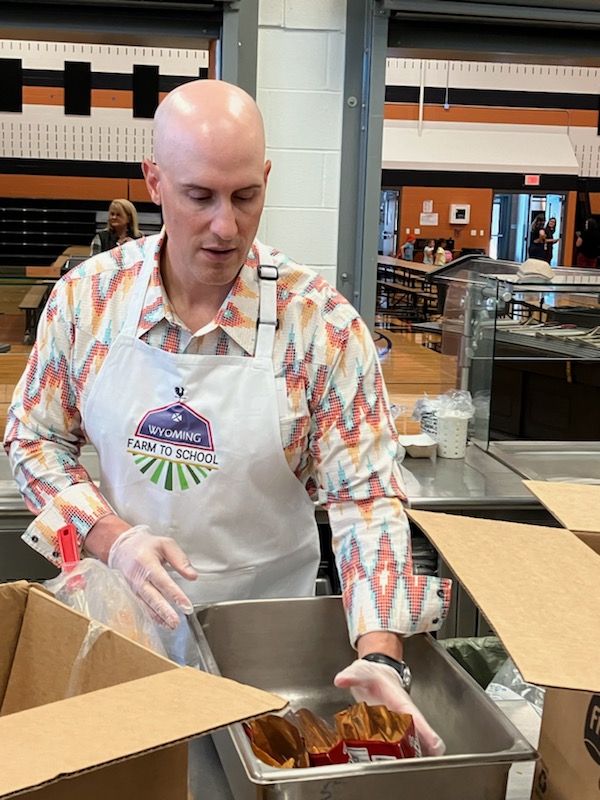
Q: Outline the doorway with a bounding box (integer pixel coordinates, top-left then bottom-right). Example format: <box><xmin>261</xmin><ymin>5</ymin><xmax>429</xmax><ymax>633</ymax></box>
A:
<box><xmin>379</xmin><ymin>190</ymin><xmax>400</xmax><ymax>255</ymax></box>
<box><xmin>490</xmin><ymin>192</ymin><xmax>566</xmax><ymax>265</ymax></box>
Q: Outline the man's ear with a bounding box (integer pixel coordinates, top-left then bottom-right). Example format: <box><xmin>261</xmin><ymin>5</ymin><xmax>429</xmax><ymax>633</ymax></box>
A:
<box><xmin>142</xmin><ymin>158</ymin><xmax>161</xmax><ymax>206</ymax></box>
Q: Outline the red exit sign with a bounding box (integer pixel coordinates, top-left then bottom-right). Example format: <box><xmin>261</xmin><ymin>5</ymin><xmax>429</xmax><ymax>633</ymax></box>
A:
<box><xmin>524</xmin><ymin>174</ymin><xmax>541</xmax><ymax>186</ymax></box>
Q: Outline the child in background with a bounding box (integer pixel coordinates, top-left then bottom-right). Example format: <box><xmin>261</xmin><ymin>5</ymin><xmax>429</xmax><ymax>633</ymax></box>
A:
<box><xmin>434</xmin><ymin>238</ymin><xmax>448</xmax><ymax>267</ymax></box>
<box><xmin>423</xmin><ymin>238</ymin><xmax>435</xmax><ymax>265</ymax></box>
<box><xmin>396</xmin><ymin>233</ymin><xmax>417</xmax><ymax>261</ymax></box>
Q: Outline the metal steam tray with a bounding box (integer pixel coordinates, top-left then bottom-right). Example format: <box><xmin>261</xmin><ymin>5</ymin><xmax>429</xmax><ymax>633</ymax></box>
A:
<box><xmin>487</xmin><ymin>441</ymin><xmax>600</xmax><ymax>484</ymax></box>
<box><xmin>189</xmin><ymin>596</ymin><xmax>535</xmax><ymax>800</ymax></box>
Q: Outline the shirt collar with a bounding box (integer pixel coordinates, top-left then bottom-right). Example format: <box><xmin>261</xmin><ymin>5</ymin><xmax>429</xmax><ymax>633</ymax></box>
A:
<box><xmin>146</xmin><ymin>234</ymin><xmax>262</xmax><ymax>355</ymax></box>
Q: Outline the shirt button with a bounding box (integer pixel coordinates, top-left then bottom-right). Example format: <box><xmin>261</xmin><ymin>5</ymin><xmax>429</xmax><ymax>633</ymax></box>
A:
<box><xmin>432</xmin><ymin>618</ymin><xmax>439</xmax><ymax>625</ymax></box>
<box><xmin>437</xmin><ymin>589</ymin><xmax>445</xmax><ymax>598</ymax></box>
<box><xmin>52</xmin><ymin>551</ymin><xmax>60</xmax><ymax>559</ymax></box>
<box><xmin>31</xmin><ymin>535</ymin><xmax>38</xmax><ymax>543</ymax></box>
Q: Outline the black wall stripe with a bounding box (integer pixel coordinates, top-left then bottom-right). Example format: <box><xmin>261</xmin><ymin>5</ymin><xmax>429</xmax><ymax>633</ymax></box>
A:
<box><xmin>23</xmin><ymin>68</ymin><xmax>209</xmax><ymax>92</ymax></box>
<box><xmin>385</xmin><ymin>85</ymin><xmax>600</xmax><ymax>112</ymax></box>
<box><xmin>0</xmin><ymin>59</ymin><xmax>22</xmax><ymax>112</ymax></box>
<box><xmin>597</xmin><ymin>96</ymin><xmax>600</xmax><ymax>135</ymax></box>
<box><xmin>0</xmin><ymin>157</ymin><xmax>143</xmax><ymax>178</ymax></box>
<box><xmin>133</xmin><ymin>64</ymin><xmax>159</xmax><ymax>119</ymax></box>
<box><xmin>381</xmin><ymin>169</ymin><xmax>581</xmax><ymax>191</ymax></box>
<box><xmin>64</xmin><ymin>61</ymin><xmax>91</xmax><ymax>116</ymax></box>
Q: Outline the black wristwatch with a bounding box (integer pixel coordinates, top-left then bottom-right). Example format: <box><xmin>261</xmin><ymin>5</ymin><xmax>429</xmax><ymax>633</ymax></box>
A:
<box><xmin>362</xmin><ymin>652</ymin><xmax>412</xmax><ymax>693</ymax></box>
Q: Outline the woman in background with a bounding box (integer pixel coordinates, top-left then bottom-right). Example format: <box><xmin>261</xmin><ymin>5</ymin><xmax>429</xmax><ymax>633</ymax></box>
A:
<box><xmin>543</xmin><ymin>217</ymin><xmax>560</xmax><ymax>264</ymax></box>
<box><xmin>90</xmin><ymin>199</ymin><xmax>142</xmax><ymax>255</ymax></box>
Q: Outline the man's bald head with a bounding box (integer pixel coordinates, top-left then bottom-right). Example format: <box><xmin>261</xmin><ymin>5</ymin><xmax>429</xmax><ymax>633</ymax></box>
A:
<box><xmin>142</xmin><ymin>79</ymin><xmax>271</xmax><ymax>293</ymax></box>
<box><xmin>153</xmin><ymin>79</ymin><xmax>266</xmax><ymax>168</ymax></box>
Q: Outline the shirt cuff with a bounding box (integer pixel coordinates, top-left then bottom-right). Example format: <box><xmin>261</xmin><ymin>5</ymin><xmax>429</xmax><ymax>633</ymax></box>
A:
<box><xmin>328</xmin><ymin>497</ymin><xmax>452</xmax><ymax>646</ymax></box>
<box><xmin>343</xmin><ymin>574</ymin><xmax>452</xmax><ymax>646</ymax></box>
<box><xmin>21</xmin><ymin>481</ymin><xmax>114</xmax><ymax>566</ymax></box>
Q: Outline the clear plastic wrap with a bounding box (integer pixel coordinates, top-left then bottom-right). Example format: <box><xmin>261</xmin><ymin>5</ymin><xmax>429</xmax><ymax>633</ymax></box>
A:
<box><xmin>486</xmin><ymin>656</ymin><xmax>546</xmax><ymax>716</ymax></box>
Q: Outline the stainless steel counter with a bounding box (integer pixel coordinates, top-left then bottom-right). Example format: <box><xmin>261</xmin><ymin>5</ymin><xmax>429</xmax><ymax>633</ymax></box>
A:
<box><xmin>401</xmin><ymin>443</ymin><xmax>540</xmax><ymax>511</ymax></box>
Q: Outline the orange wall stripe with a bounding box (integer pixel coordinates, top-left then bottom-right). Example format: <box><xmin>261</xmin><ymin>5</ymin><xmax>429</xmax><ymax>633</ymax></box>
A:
<box><xmin>23</xmin><ymin>87</ymin><xmax>64</xmax><ymax>106</ymax></box>
<box><xmin>385</xmin><ymin>103</ymin><xmax>597</xmax><ymax>128</ymax></box>
<box><xmin>129</xmin><ymin>179</ymin><xmax>152</xmax><ymax>203</ymax></box>
<box><xmin>22</xmin><ymin>88</ymin><xmax>134</xmax><ymax>109</ymax></box>
<box><xmin>0</xmin><ymin>175</ymin><xmax>128</xmax><ymax>200</ymax></box>
<box><xmin>91</xmin><ymin>89</ymin><xmax>133</xmax><ymax>109</ymax></box>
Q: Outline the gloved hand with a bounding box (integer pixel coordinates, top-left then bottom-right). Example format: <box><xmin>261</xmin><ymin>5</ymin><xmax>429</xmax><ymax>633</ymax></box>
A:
<box><xmin>334</xmin><ymin>659</ymin><xmax>446</xmax><ymax>757</ymax></box>
<box><xmin>107</xmin><ymin>525</ymin><xmax>198</xmax><ymax>630</ymax></box>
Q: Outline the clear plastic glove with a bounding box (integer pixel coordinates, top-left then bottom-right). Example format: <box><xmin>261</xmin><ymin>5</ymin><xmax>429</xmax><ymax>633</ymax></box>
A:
<box><xmin>334</xmin><ymin>659</ymin><xmax>446</xmax><ymax>757</ymax></box>
<box><xmin>107</xmin><ymin>524</ymin><xmax>198</xmax><ymax>630</ymax></box>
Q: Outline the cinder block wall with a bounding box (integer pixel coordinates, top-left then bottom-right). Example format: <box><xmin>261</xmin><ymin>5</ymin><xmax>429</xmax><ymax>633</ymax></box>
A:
<box><xmin>257</xmin><ymin>0</ymin><xmax>347</xmax><ymax>285</ymax></box>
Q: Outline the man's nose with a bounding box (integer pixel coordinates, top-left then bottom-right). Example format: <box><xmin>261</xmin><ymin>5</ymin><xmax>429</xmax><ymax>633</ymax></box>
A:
<box><xmin>210</xmin><ymin>201</ymin><xmax>237</xmax><ymax>239</ymax></box>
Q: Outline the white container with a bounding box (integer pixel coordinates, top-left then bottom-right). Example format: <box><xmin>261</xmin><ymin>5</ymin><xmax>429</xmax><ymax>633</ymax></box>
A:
<box><xmin>436</xmin><ymin>414</ymin><xmax>469</xmax><ymax>458</ymax></box>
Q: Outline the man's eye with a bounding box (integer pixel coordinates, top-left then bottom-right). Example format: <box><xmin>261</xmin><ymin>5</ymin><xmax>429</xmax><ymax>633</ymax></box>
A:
<box><xmin>235</xmin><ymin>193</ymin><xmax>255</xmax><ymax>202</ymax></box>
<box><xmin>190</xmin><ymin>194</ymin><xmax>210</xmax><ymax>202</ymax></box>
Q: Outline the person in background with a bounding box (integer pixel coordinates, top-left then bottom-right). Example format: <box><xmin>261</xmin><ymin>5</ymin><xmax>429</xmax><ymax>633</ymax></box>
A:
<box><xmin>422</xmin><ymin>238</ymin><xmax>435</xmax><ymax>265</ymax></box>
<box><xmin>395</xmin><ymin>233</ymin><xmax>416</xmax><ymax>261</ymax></box>
<box><xmin>4</xmin><ymin>80</ymin><xmax>449</xmax><ymax>755</ymax></box>
<box><xmin>433</xmin><ymin>238</ymin><xmax>447</xmax><ymax>267</ymax></box>
<box><xmin>542</xmin><ymin>217</ymin><xmax>560</xmax><ymax>264</ymax></box>
<box><xmin>528</xmin><ymin>227</ymin><xmax>548</xmax><ymax>260</ymax></box>
<box><xmin>575</xmin><ymin>218</ymin><xmax>600</xmax><ymax>268</ymax></box>
<box><xmin>90</xmin><ymin>199</ymin><xmax>143</xmax><ymax>255</ymax></box>
<box><xmin>529</xmin><ymin>214</ymin><xmax>545</xmax><ymax>248</ymax></box>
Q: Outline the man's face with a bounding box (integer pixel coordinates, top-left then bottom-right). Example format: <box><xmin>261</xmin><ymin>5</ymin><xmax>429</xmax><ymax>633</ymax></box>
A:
<box><xmin>143</xmin><ymin>135</ymin><xmax>271</xmax><ymax>288</ymax></box>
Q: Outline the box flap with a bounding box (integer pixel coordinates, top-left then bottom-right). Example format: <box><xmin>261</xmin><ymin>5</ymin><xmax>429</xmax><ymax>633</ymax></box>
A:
<box><xmin>408</xmin><ymin>509</ymin><xmax>600</xmax><ymax>692</ymax></box>
<box><xmin>0</xmin><ymin>582</ymin><xmax>29</xmax><ymax>708</ymax></box>
<box><xmin>0</xmin><ymin>667</ymin><xmax>286</xmax><ymax>797</ymax></box>
<box><xmin>524</xmin><ymin>480</ymin><xmax>600</xmax><ymax>536</ymax></box>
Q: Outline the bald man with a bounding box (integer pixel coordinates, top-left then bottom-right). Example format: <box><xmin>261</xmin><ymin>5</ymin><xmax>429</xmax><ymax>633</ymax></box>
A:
<box><xmin>5</xmin><ymin>80</ymin><xmax>448</xmax><ymax>755</ymax></box>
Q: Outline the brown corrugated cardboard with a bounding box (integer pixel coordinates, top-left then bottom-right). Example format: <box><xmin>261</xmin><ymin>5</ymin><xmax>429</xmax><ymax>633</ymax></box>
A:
<box><xmin>0</xmin><ymin>582</ymin><xmax>286</xmax><ymax>799</ymax></box>
<box><xmin>407</xmin><ymin>509</ymin><xmax>600</xmax><ymax>800</ymax></box>
<box><xmin>523</xmin><ymin>480</ymin><xmax>600</xmax><ymax>555</ymax></box>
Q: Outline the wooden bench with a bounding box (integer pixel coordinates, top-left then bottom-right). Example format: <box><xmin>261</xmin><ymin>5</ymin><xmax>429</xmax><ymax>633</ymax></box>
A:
<box><xmin>19</xmin><ymin>282</ymin><xmax>53</xmax><ymax>344</ymax></box>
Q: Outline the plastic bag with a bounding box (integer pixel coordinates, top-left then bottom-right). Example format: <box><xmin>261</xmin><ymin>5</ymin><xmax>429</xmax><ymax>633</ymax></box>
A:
<box><xmin>45</xmin><ymin>558</ymin><xmax>167</xmax><ymax>654</ymax></box>
<box><xmin>411</xmin><ymin>394</ymin><xmax>440</xmax><ymax>438</ymax></box>
<box><xmin>440</xmin><ymin>636</ymin><xmax>508</xmax><ymax>689</ymax></box>
<box><xmin>486</xmin><ymin>656</ymin><xmax>546</xmax><ymax>716</ymax></box>
<box><xmin>437</xmin><ymin>389</ymin><xmax>475</xmax><ymax>420</ymax></box>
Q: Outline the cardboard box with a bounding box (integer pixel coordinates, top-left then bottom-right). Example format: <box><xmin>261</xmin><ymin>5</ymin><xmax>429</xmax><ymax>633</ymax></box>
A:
<box><xmin>0</xmin><ymin>582</ymin><xmax>286</xmax><ymax>800</ymax></box>
<box><xmin>407</xmin><ymin>509</ymin><xmax>600</xmax><ymax>800</ymax></box>
<box><xmin>523</xmin><ymin>480</ymin><xmax>600</xmax><ymax>556</ymax></box>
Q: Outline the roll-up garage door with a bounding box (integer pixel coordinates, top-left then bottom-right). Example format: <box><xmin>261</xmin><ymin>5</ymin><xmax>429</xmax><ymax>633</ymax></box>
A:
<box><xmin>381</xmin><ymin>0</ymin><xmax>600</xmax><ymax>60</ymax></box>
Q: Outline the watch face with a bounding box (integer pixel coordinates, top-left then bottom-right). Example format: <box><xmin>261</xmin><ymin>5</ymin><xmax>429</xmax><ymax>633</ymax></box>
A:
<box><xmin>399</xmin><ymin>662</ymin><xmax>412</xmax><ymax>691</ymax></box>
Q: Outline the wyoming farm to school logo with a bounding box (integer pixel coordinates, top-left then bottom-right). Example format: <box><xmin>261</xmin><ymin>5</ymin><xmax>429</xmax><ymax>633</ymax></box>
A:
<box><xmin>127</xmin><ymin>402</ymin><xmax>219</xmax><ymax>491</ymax></box>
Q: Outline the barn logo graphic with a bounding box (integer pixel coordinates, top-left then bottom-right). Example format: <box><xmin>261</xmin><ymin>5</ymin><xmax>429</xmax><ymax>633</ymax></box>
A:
<box><xmin>127</xmin><ymin>402</ymin><xmax>219</xmax><ymax>491</ymax></box>
<box><xmin>584</xmin><ymin>695</ymin><xmax>600</xmax><ymax>766</ymax></box>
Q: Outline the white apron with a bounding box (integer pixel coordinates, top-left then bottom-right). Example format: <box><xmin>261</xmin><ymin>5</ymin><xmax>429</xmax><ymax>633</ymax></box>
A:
<box><xmin>83</xmin><ymin>243</ymin><xmax>321</xmax><ymax>605</ymax></box>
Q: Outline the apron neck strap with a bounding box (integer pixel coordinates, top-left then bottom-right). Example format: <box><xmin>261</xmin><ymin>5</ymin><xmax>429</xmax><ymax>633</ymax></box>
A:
<box><xmin>121</xmin><ymin>238</ymin><xmax>160</xmax><ymax>337</ymax></box>
<box><xmin>255</xmin><ymin>264</ymin><xmax>278</xmax><ymax>358</ymax></box>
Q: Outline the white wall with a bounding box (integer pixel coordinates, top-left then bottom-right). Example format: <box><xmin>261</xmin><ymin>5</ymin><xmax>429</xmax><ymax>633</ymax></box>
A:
<box><xmin>256</xmin><ymin>0</ymin><xmax>347</xmax><ymax>285</ymax></box>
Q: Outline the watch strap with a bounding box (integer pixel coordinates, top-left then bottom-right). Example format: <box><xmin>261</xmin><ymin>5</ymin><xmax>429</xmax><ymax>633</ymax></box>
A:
<box><xmin>361</xmin><ymin>652</ymin><xmax>412</xmax><ymax>691</ymax></box>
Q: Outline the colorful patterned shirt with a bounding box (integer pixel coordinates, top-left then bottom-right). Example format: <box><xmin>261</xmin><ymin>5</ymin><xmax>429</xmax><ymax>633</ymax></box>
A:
<box><xmin>4</xmin><ymin>233</ymin><xmax>450</xmax><ymax>643</ymax></box>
